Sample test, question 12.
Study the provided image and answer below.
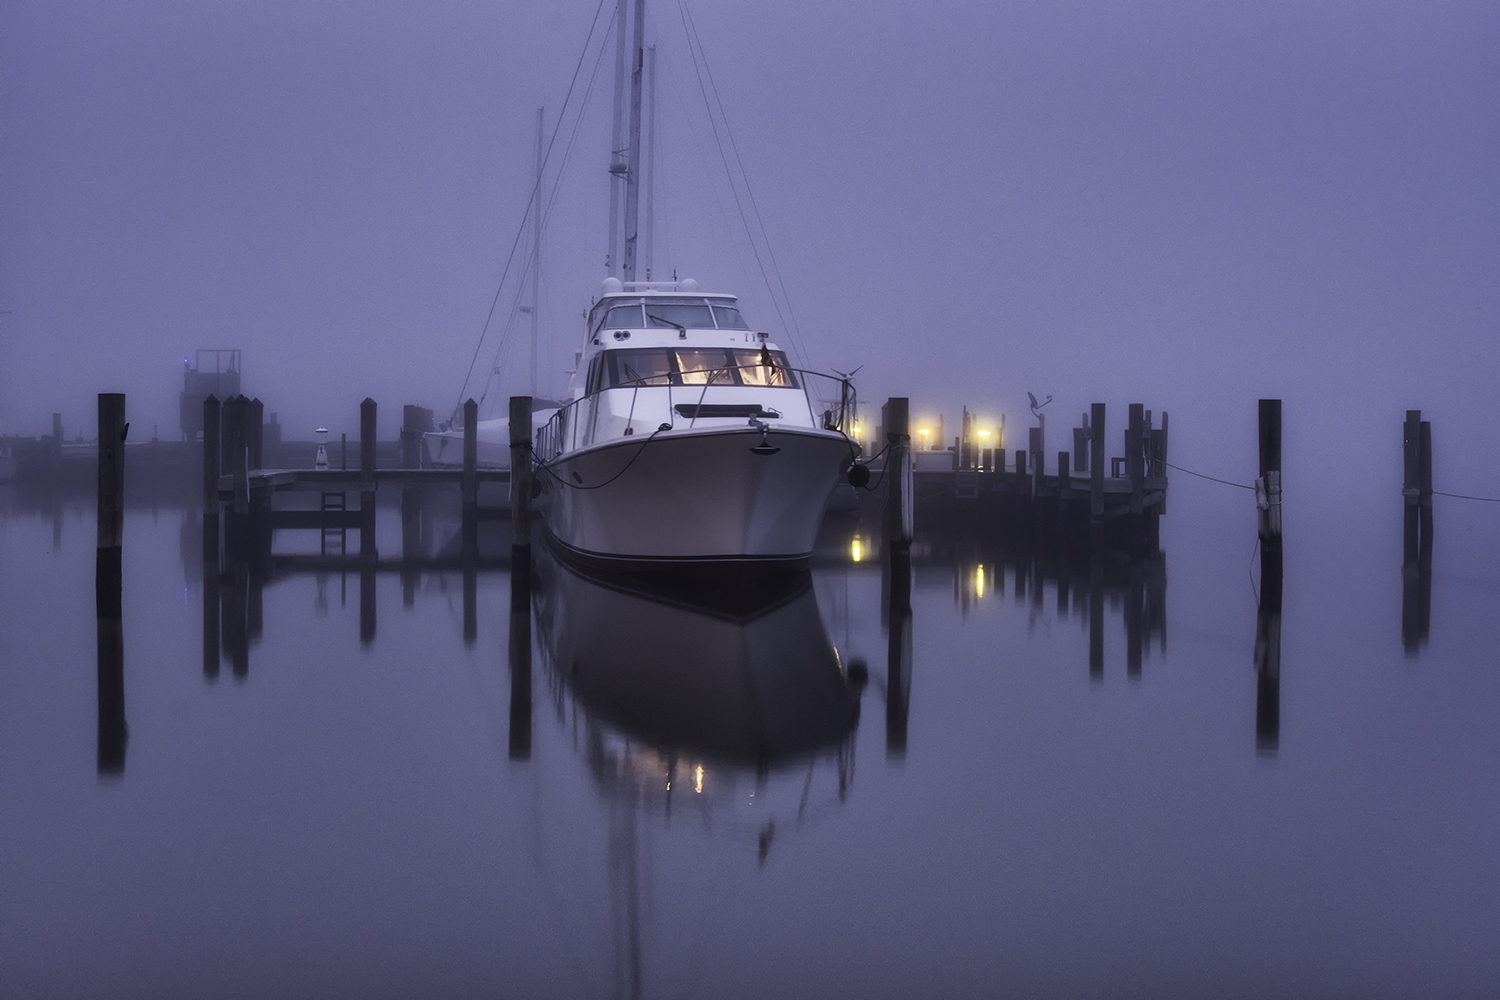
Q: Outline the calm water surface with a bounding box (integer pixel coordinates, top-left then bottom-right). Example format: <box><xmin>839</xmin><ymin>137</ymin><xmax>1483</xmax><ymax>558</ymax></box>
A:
<box><xmin>2</xmin><ymin>478</ymin><xmax>1497</xmax><ymax>999</ymax></box>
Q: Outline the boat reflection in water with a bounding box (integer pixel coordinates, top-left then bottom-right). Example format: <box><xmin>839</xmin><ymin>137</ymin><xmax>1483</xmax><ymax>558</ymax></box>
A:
<box><xmin>533</xmin><ymin>544</ymin><xmax>862</xmax><ymax>847</ymax></box>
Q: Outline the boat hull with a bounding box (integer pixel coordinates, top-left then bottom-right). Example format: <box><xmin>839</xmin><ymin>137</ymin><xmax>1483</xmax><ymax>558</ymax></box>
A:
<box><xmin>537</xmin><ymin>425</ymin><xmax>851</xmax><ymax>566</ymax></box>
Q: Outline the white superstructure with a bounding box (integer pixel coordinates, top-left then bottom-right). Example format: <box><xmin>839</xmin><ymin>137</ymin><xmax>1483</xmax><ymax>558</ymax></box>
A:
<box><xmin>535</xmin><ymin>278</ymin><xmax>855</xmax><ymax>568</ymax></box>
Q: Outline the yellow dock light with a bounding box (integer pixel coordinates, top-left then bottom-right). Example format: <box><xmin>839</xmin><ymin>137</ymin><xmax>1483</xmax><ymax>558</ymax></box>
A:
<box><xmin>851</xmin><ymin>535</ymin><xmax>863</xmax><ymax>562</ymax></box>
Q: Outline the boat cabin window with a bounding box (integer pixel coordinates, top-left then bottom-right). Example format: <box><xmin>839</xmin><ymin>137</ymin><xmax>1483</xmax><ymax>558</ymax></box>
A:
<box><xmin>591</xmin><ymin>297</ymin><xmax>747</xmax><ymax>333</ymax></box>
<box><xmin>645</xmin><ymin>303</ymin><xmax>715</xmax><ymax>330</ymax></box>
<box><xmin>600</xmin><ymin>304</ymin><xmax>644</xmax><ymax>330</ymax></box>
<box><xmin>711</xmin><ymin>306</ymin><xmax>750</xmax><ymax>330</ymax></box>
<box><xmin>599</xmin><ymin>347</ymin><xmax>798</xmax><ymax>390</ymax></box>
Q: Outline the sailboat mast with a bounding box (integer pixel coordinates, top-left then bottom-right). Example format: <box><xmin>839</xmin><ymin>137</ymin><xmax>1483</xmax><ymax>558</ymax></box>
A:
<box><xmin>606</xmin><ymin>0</ymin><xmax>628</xmax><ymax>276</ymax></box>
<box><xmin>643</xmin><ymin>43</ymin><xmax>656</xmax><ymax>281</ymax></box>
<box><xmin>620</xmin><ymin>0</ymin><xmax>645</xmax><ymax>283</ymax></box>
<box><xmin>530</xmin><ymin>105</ymin><xmax>544</xmax><ymax>397</ymax></box>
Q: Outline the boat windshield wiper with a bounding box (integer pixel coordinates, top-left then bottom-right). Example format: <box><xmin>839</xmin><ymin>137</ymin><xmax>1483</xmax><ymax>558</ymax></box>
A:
<box><xmin>646</xmin><ymin>313</ymin><xmax>687</xmax><ymax>337</ymax></box>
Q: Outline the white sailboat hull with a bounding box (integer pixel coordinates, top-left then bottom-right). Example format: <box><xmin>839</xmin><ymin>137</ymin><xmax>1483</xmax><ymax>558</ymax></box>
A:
<box><xmin>538</xmin><ymin>425</ymin><xmax>850</xmax><ymax>566</ymax></box>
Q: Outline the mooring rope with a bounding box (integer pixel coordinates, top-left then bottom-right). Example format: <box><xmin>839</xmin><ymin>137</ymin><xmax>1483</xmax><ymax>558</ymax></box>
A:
<box><xmin>1430</xmin><ymin>489</ymin><xmax>1500</xmax><ymax>503</ymax></box>
<box><xmin>1164</xmin><ymin>461</ymin><xmax>1254</xmax><ymax>491</ymax></box>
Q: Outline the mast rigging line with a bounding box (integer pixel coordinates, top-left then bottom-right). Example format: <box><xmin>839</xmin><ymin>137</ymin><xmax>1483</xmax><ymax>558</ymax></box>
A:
<box><xmin>454</xmin><ymin>0</ymin><xmax>615</xmax><ymax>420</ymax></box>
<box><xmin>674</xmin><ymin>0</ymin><xmax>809</xmax><ymax>367</ymax></box>
<box><xmin>477</xmin><ymin>10</ymin><xmax>619</xmax><ymax>413</ymax></box>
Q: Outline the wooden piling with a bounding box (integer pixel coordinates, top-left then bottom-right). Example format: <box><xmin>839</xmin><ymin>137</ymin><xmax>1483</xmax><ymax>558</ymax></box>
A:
<box><xmin>202</xmin><ymin>395</ymin><xmax>221</xmax><ymax>513</ymax></box>
<box><xmin>1157</xmin><ymin>411</ymin><xmax>1170</xmax><ymax>517</ymax></box>
<box><xmin>882</xmin><ymin>397</ymin><xmax>912</xmax><ymax>546</ymax></box>
<box><xmin>401</xmin><ymin>405</ymin><xmax>432</xmax><ymax>470</ymax></box>
<box><xmin>1418</xmin><ymin>419</ymin><xmax>1433</xmax><ymax>542</ymax></box>
<box><xmin>462</xmin><ymin>399</ymin><xmax>478</xmax><ymax>510</ymax></box>
<box><xmin>1073</xmin><ymin>418</ymin><xmax>1088</xmax><ymax>473</ymax></box>
<box><xmin>52</xmin><ymin>412</ymin><xmax>64</xmax><ymax>461</ymax></box>
<box><xmin>1127</xmin><ymin>403</ymin><xmax>1144</xmax><ymax>545</ymax></box>
<box><xmin>360</xmin><ymin>398</ymin><xmax>376</xmax><ymax>558</ymax></box>
<box><xmin>1090</xmin><ymin>403</ymin><xmax>1105</xmax><ymax>542</ymax></box>
<box><xmin>248</xmin><ymin>397</ymin><xmax>264</xmax><ymax>471</ymax></box>
<box><xmin>1258</xmin><ymin>400</ymin><xmax>1283</xmax><ymax>592</ymax></box>
<box><xmin>510</xmin><ymin>396</ymin><xmax>533</xmax><ymax>549</ymax></box>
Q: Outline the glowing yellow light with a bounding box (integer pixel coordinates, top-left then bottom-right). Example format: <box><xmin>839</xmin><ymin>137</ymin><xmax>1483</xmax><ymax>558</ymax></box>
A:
<box><xmin>979</xmin><ymin>429</ymin><xmax>991</xmax><ymax>438</ymax></box>
<box><xmin>851</xmin><ymin>536</ymin><xmax>863</xmax><ymax>562</ymax></box>
<box><xmin>853</xmin><ymin>424</ymin><xmax>862</xmax><ymax>435</ymax></box>
<box><xmin>975</xmin><ymin>564</ymin><xmax>986</xmax><ymax>597</ymax></box>
<box><xmin>694</xmin><ymin>765</ymin><xmax>704</xmax><ymax>794</ymax></box>
<box><xmin>918</xmin><ymin>428</ymin><xmax>930</xmax><ymax>436</ymax></box>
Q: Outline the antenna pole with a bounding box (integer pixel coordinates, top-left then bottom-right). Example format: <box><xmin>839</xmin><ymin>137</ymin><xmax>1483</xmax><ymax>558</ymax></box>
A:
<box><xmin>621</xmin><ymin>0</ymin><xmax>645</xmax><ymax>282</ymax></box>
<box><xmin>530</xmin><ymin>106</ymin><xmax>544</xmax><ymax>397</ymax></box>
<box><xmin>606</xmin><ymin>0</ymin><xmax>627</xmax><ymax>276</ymax></box>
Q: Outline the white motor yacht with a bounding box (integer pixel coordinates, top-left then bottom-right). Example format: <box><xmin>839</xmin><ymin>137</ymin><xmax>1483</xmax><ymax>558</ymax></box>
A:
<box><xmin>534</xmin><ymin>277</ymin><xmax>856</xmax><ymax>571</ymax></box>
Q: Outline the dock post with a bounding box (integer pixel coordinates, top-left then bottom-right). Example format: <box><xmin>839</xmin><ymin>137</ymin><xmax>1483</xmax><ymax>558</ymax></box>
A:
<box><xmin>202</xmin><ymin>393</ymin><xmax>221</xmax><ymax>539</ymax></box>
<box><xmin>1257</xmin><ymin>399</ymin><xmax>1283</xmax><ymax>575</ymax></box>
<box><xmin>1090</xmin><ymin>403</ymin><xmax>1105</xmax><ymax>545</ymax></box>
<box><xmin>1157</xmin><ymin>411</ymin><xmax>1169</xmax><ymax>517</ymax></box>
<box><xmin>359</xmin><ymin>398</ymin><xmax>376</xmax><ymax>558</ymax></box>
<box><xmin>1402</xmin><ymin>413</ymin><xmax>1433</xmax><ymax>655</ymax></box>
<box><xmin>1255</xmin><ymin>399</ymin><xmax>1283</xmax><ymax>755</ymax></box>
<box><xmin>462</xmin><ymin>398</ymin><xmax>479</xmax><ymax>610</ymax></box>
<box><xmin>1074</xmin><ymin>413</ymin><xmax>1088</xmax><ymax>472</ymax></box>
<box><xmin>510</xmin><ymin>396</ymin><xmax>534</xmax><ymax>549</ymax></box>
<box><xmin>52</xmin><ymin>412</ymin><xmax>64</xmax><ymax>461</ymax></box>
<box><xmin>249</xmin><ymin>397</ymin><xmax>264</xmax><ymax>470</ymax></box>
<box><xmin>1419</xmin><ymin>419</ymin><xmax>1433</xmax><ymax>545</ymax></box>
<box><xmin>400</xmin><ymin>405</ymin><xmax>427</xmax><ymax>470</ymax></box>
<box><xmin>507</xmin><ymin>395</ymin><xmax>535</xmax><ymax>759</ymax></box>
<box><xmin>882</xmin><ymin>398</ymin><xmax>912</xmax><ymax>546</ymax></box>
<box><xmin>1127</xmin><ymin>403</ymin><xmax>1144</xmax><ymax>550</ymax></box>
<box><xmin>97</xmin><ymin>393</ymin><xmax>127</xmax><ymax>774</ymax></box>
<box><xmin>201</xmin><ymin>395</ymin><xmax>221</xmax><ymax>679</ymax></box>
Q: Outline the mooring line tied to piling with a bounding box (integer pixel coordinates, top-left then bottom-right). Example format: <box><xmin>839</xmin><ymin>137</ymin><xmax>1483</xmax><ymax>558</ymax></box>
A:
<box><xmin>1429</xmin><ymin>489</ymin><xmax>1500</xmax><ymax>503</ymax></box>
<box><xmin>1164</xmin><ymin>461</ymin><xmax>1254</xmax><ymax>491</ymax></box>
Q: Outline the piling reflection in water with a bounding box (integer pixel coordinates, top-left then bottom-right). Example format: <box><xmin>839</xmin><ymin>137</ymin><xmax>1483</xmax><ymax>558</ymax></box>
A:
<box><xmin>876</xmin><ymin>523</ymin><xmax>1168</xmax><ymax>683</ymax></box>
<box><xmin>96</xmin><ymin>545</ymin><xmax>127</xmax><ymax>775</ymax></box>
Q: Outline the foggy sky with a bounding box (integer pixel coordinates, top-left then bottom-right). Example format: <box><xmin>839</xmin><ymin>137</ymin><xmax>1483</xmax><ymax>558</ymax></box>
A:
<box><xmin>2</xmin><ymin>0</ymin><xmax>1496</xmax><ymax>502</ymax></box>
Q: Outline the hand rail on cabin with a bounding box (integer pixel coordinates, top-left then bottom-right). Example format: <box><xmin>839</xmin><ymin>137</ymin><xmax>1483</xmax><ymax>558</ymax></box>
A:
<box><xmin>534</xmin><ymin>364</ymin><xmax>855</xmax><ymax>466</ymax></box>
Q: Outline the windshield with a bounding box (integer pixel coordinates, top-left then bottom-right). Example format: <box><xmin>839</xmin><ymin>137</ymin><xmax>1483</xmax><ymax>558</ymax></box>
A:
<box><xmin>601</xmin><ymin>304</ymin><xmax>644</xmax><ymax>329</ymax></box>
<box><xmin>712</xmin><ymin>306</ymin><xmax>750</xmax><ymax>330</ymax></box>
<box><xmin>600</xmin><ymin>347</ymin><xmax>798</xmax><ymax>389</ymax></box>
<box><xmin>591</xmin><ymin>297</ymin><xmax>748</xmax><ymax>333</ymax></box>
<box><xmin>646</xmin><ymin>304</ymin><xmax>715</xmax><ymax>329</ymax></box>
